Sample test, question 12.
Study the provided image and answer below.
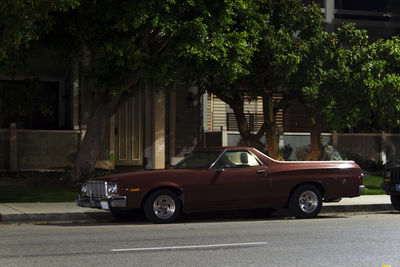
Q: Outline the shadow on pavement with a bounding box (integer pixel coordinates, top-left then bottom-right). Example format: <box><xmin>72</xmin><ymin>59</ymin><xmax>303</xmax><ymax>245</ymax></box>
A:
<box><xmin>39</xmin><ymin>208</ymin><xmax>350</xmax><ymax>227</ymax></box>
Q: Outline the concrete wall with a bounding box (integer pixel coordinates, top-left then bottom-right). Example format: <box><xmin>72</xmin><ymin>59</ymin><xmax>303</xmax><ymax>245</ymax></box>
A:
<box><xmin>336</xmin><ymin>133</ymin><xmax>400</xmax><ymax>163</ymax></box>
<box><xmin>335</xmin><ymin>134</ymin><xmax>382</xmax><ymax>162</ymax></box>
<box><xmin>2</xmin><ymin>129</ymin><xmax>80</xmax><ymax>171</ymax></box>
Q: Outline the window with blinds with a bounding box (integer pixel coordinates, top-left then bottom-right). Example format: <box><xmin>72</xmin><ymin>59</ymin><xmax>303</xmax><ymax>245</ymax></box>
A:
<box><xmin>206</xmin><ymin>94</ymin><xmax>283</xmax><ymax>132</ymax></box>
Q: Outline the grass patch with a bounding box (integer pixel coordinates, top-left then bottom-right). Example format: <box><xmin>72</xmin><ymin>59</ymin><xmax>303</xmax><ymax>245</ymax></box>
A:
<box><xmin>0</xmin><ymin>185</ymin><xmax>79</xmax><ymax>203</ymax></box>
<box><xmin>363</xmin><ymin>174</ymin><xmax>385</xmax><ymax>195</ymax></box>
<box><xmin>0</xmin><ymin>171</ymin><xmax>79</xmax><ymax>203</ymax></box>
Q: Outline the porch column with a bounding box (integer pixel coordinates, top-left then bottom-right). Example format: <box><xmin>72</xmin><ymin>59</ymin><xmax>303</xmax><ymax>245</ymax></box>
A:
<box><xmin>153</xmin><ymin>92</ymin><xmax>166</xmax><ymax>169</ymax></box>
<box><xmin>324</xmin><ymin>0</ymin><xmax>335</xmax><ymax>32</ymax></box>
<box><xmin>169</xmin><ymin>90</ymin><xmax>176</xmax><ymax>162</ymax></box>
<box><xmin>381</xmin><ymin>131</ymin><xmax>387</xmax><ymax>164</ymax></box>
<box><xmin>144</xmin><ymin>90</ymin><xmax>166</xmax><ymax>169</ymax></box>
<box><xmin>72</xmin><ymin>59</ymin><xmax>80</xmax><ymax>130</ymax></box>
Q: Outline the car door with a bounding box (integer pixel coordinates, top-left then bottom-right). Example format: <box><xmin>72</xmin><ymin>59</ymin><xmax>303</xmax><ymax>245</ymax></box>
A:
<box><xmin>184</xmin><ymin>150</ymin><xmax>271</xmax><ymax>211</ymax></box>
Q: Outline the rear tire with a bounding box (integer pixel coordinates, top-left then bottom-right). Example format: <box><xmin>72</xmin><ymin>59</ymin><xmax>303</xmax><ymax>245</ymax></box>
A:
<box><xmin>390</xmin><ymin>195</ymin><xmax>400</xmax><ymax>211</ymax></box>
<box><xmin>144</xmin><ymin>189</ymin><xmax>182</xmax><ymax>223</ymax></box>
<box><xmin>289</xmin><ymin>184</ymin><xmax>322</xmax><ymax>219</ymax></box>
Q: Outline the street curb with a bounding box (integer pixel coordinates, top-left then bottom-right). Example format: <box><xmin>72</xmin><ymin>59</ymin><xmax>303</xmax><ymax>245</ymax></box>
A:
<box><xmin>0</xmin><ymin>212</ymin><xmax>112</xmax><ymax>224</ymax></box>
<box><xmin>0</xmin><ymin>204</ymin><xmax>396</xmax><ymax>224</ymax></box>
<box><xmin>321</xmin><ymin>204</ymin><xmax>394</xmax><ymax>213</ymax></box>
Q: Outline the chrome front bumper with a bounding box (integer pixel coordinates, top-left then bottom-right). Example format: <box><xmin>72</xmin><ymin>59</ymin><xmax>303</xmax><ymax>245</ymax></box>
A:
<box><xmin>77</xmin><ymin>195</ymin><xmax>127</xmax><ymax>210</ymax></box>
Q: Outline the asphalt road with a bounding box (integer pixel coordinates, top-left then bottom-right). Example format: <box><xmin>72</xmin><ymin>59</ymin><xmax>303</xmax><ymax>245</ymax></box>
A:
<box><xmin>1</xmin><ymin>212</ymin><xmax>400</xmax><ymax>267</ymax></box>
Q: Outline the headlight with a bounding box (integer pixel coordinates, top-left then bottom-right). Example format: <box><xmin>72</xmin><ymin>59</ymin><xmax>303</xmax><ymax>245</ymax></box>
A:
<box><xmin>107</xmin><ymin>183</ymin><xmax>118</xmax><ymax>195</ymax></box>
<box><xmin>81</xmin><ymin>184</ymin><xmax>88</xmax><ymax>194</ymax></box>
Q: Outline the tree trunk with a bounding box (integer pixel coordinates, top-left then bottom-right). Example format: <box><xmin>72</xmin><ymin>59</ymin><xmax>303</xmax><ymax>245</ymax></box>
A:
<box><xmin>68</xmin><ymin>91</ymin><xmax>123</xmax><ymax>182</ymax></box>
<box><xmin>263</xmin><ymin>92</ymin><xmax>280</xmax><ymax>159</ymax></box>
<box><xmin>306</xmin><ymin>117</ymin><xmax>323</xmax><ymax>161</ymax></box>
<box><xmin>215</xmin><ymin>91</ymin><xmax>265</xmax><ymax>151</ymax></box>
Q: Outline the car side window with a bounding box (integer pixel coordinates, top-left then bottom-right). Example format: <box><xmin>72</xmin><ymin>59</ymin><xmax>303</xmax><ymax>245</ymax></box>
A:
<box><xmin>212</xmin><ymin>151</ymin><xmax>261</xmax><ymax>169</ymax></box>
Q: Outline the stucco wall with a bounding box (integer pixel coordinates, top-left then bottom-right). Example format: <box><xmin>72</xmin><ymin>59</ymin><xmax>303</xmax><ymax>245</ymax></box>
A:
<box><xmin>15</xmin><ymin>130</ymin><xmax>80</xmax><ymax>170</ymax></box>
<box><xmin>336</xmin><ymin>134</ymin><xmax>382</xmax><ymax>162</ymax></box>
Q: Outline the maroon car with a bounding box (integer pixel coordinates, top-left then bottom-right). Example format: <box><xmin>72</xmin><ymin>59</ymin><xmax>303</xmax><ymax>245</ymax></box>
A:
<box><xmin>78</xmin><ymin>147</ymin><xmax>365</xmax><ymax>223</ymax></box>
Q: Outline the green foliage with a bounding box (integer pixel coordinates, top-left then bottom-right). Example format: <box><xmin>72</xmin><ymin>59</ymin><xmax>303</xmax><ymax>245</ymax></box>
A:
<box><xmin>279</xmin><ymin>145</ymin><xmax>293</xmax><ymax>161</ymax></box>
<box><xmin>249</xmin><ymin>0</ymin><xmax>324</xmax><ymax>91</ymax></box>
<box><xmin>291</xmin><ymin>24</ymin><xmax>369</xmax><ymax>131</ymax></box>
<box><xmin>179</xmin><ymin>0</ymin><xmax>262</xmax><ymax>91</ymax></box>
<box><xmin>181</xmin><ymin>0</ymin><xmax>325</xmax><ymax>95</ymax></box>
<box><xmin>359</xmin><ymin>37</ymin><xmax>400</xmax><ymax>129</ymax></box>
<box><xmin>179</xmin><ymin>0</ymin><xmax>326</xmax><ymax>157</ymax></box>
<box><xmin>294</xmin><ymin>22</ymin><xmax>400</xmax><ymax>133</ymax></box>
<box><xmin>296</xmin><ymin>144</ymin><xmax>343</xmax><ymax>161</ymax></box>
<box><xmin>0</xmin><ymin>0</ymin><xmax>79</xmax><ymax>73</ymax></box>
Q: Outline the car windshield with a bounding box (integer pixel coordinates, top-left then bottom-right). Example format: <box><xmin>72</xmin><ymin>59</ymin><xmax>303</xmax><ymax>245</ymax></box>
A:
<box><xmin>174</xmin><ymin>150</ymin><xmax>222</xmax><ymax>169</ymax></box>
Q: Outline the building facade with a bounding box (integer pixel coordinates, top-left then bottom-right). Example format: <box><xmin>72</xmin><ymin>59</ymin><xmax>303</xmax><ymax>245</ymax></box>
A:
<box><xmin>0</xmin><ymin>49</ymin><xmax>201</xmax><ymax>171</ymax></box>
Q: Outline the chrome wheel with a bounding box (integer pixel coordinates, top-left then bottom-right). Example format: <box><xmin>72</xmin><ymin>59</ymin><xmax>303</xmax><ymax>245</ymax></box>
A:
<box><xmin>298</xmin><ymin>191</ymin><xmax>318</xmax><ymax>214</ymax></box>
<box><xmin>144</xmin><ymin>189</ymin><xmax>182</xmax><ymax>223</ymax></box>
<box><xmin>153</xmin><ymin>195</ymin><xmax>176</xmax><ymax>219</ymax></box>
<box><xmin>289</xmin><ymin>184</ymin><xmax>322</xmax><ymax>219</ymax></box>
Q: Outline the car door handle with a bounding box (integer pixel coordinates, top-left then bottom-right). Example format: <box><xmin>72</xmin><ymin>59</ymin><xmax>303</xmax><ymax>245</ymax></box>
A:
<box><xmin>256</xmin><ymin>170</ymin><xmax>266</xmax><ymax>174</ymax></box>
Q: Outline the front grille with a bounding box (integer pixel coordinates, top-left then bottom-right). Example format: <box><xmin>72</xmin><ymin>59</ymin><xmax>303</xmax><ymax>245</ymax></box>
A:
<box><xmin>391</xmin><ymin>168</ymin><xmax>400</xmax><ymax>183</ymax></box>
<box><xmin>87</xmin><ymin>181</ymin><xmax>108</xmax><ymax>197</ymax></box>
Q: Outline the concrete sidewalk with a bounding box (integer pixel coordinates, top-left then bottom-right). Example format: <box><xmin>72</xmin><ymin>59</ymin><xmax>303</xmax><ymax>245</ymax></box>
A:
<box><xmin>0</xmin><ymin>202</ymin><xmax>112</xmax><ymax>224</ymax></box>
<box><xmin>0</xmin><ymin>195</ymin><xmax>395</xmax><ymax>224</ymax></box>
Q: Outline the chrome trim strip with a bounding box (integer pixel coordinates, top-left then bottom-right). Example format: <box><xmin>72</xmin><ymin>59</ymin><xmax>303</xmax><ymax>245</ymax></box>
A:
<box><xmin>208</xmin><ymin>149</ymin><xmax>227</xmax><ymax>169</ymax></box>
<box><xmin>208</xmin><ymin>149</ymin><xmax>264</xmax><ymax>169</ymax></box>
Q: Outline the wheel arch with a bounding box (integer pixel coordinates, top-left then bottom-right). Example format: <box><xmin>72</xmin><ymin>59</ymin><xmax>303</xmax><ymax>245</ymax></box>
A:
<box><xmin>141</xmin><ymin>186</ymin><xmax>183</xmax><ymax>209</ymax></box>
<box><xmin>287</xmin><ymin>181</ymin><xmax>325</xmax><ymax>206</ymax></box>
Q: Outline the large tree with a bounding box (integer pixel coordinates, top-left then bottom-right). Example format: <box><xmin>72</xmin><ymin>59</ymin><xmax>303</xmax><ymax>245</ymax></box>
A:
<box><xmin>1</xmin><ymin>0</ymin><xmax>271</xmax><ymax>179</ymax></box>
<box><xmin>47</xmin><ymin>0</ymin><xmax>263</xmax><ymax>180</ymax></box>
<box><xmin>182</xmin><ymin>0</ymin><xmax>324</xmax><ymax>158</ymax></box>
<box><xmin>294</xmin><ymin>24</ymin><xmax>400</xmax><ymax>160</ymax></box>
<box><xmin>291</xmin><ymin>24</ymin><xmax>371</xmax><ymax>159</ymax></box>
<box><xmin>46</xmin><ymin>0</ymin><xmax>198</xmax><ymax>181</ymax></box>
<box><xmin>179</xmin><ymin>0</ymin><xmax>265</xmax><ymax>150</ymax></box>
<box><xmin>248</xmin><ymin>0</ymin><xmax>324</xmax><ymax>158</ymax></box>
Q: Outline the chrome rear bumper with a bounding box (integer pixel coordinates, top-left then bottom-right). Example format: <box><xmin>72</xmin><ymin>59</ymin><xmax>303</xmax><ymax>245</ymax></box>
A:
<box><xmin>359</xmin><ymin>185</ymin><xmax>366</xmax><ymax>195</ymax></box>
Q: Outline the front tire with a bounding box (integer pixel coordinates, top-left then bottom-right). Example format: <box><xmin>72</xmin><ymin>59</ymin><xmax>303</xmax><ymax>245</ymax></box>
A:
<box><xmin>144</xmin><ymin>189</ymin><xmax>182</xmax><ymax>223</ymax></box>
<box><xmin>390</xmin><ymin>195</ymin><xmax>400</xmax><ymax>211</ymax></box>
<box><xmin>289</xmin><ymin>184</ymin><xmax>322</xmax><ymax>219</ymax></box>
